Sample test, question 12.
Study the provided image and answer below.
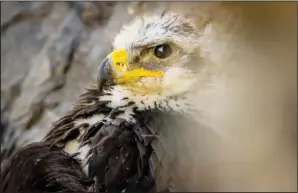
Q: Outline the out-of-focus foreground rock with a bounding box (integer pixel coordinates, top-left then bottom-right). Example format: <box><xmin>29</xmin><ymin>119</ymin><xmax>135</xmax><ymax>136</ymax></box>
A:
<box><xmin>1</xmin><ymin>1</ymin><xmax>297</xmax><ymax>192</ymax></box>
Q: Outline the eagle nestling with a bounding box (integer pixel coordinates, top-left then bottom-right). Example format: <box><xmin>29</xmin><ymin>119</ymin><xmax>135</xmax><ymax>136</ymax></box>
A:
<box><xmin>1</xmin><ymin>11</ymin><xmax>216</xmax><ymax>192</ymax></box>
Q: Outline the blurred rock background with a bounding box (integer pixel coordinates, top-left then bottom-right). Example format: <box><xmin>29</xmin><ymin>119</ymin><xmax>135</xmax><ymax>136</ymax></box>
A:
<box><xmin>1</xmin><ymin>1</ymin><xmax>136</xmax><ymax>149</ymax></box>
<box><xmin>1</xmin><ymin>1</ymin><xmax>297</xmax><ymax>192</ymax></box>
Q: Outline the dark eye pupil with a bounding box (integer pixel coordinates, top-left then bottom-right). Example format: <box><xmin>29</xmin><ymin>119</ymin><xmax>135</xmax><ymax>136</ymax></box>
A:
<box><xmin>154</xmin><ymin>44</ymin><xmax>172</xmax><ymax>59</ymax></box>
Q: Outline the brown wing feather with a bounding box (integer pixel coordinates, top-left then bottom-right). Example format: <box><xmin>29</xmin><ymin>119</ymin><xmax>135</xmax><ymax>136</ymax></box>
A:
<box><xmin>43</xmin><ymin>87</ymin><xmax>112</xmax><ymax>148</ymax></box>
<box><xmin>88</xmin><ymin>118</ymin><xmax>157</xmax><ymax>192</ymax></box>
<box><xmin>0</xmin><ymin>142</ymin><xmax>92</xmax><ymax>192</ymax></box>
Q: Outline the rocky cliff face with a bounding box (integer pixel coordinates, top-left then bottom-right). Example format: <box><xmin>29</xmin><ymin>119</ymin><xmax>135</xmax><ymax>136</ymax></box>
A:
<box><xmin>0</xmin><ymin>1</ymin><xmax>139</xmax><ymax>153</ymax></box>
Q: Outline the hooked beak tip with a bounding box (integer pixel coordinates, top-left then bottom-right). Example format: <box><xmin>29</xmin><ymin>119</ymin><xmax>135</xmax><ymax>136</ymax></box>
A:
<box><xmin>97</xmin><ymin>56</ymin><xmax>114</xmax><ymax>89</ymax></box>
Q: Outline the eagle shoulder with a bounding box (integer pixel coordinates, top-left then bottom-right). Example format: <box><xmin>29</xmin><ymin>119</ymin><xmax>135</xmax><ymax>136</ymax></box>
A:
<box><xmin>88</xmin><ymin>118</ymin><xmax>157</xmax><ymax>192</ymax></box>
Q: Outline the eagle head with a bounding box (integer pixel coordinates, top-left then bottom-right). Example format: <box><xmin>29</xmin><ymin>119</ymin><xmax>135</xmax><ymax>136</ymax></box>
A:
<box><xmin>97</xmin><ymin>12</ymin><xmax>203</xmax><ymax>114</ymax></box>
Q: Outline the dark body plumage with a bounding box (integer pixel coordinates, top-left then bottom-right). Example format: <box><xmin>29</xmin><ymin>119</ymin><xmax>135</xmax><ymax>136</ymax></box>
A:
<box><xmin>41</xmin><ymin>86</ymin><xmax>169</xmax><ymax>192</ymax></box>
<box><xmin>0</xmin><ymin>84</ymin><xmax>221</xmax><ymax>192</ymax></box>
<box><xmin>0</xmin><ymin>82</ymin><xmax>221</xmax><ymax>192</ymax></box>
<box><xmin>0</xmin><ymin>142</ymin><xmax>92</xmax><ymax>192</ymax></box>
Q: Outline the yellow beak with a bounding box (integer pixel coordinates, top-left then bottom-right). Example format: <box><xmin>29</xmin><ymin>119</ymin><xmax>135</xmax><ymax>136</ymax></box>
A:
<box><xmin>107</xmin><ymin>49</ymin><xmax>164</xmax><ymax>84</ymax></box>
<box><xmin>97</xmin><ymin>49</ymin><xmax>164</xmax><ymax>88</ymax></box>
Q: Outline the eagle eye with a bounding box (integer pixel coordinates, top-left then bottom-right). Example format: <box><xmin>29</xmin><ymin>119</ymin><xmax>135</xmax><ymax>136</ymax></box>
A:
<box><xmin>153</xmin><ymin>44</ymin><xmax>172</xmax><ymax>59</ymax></box>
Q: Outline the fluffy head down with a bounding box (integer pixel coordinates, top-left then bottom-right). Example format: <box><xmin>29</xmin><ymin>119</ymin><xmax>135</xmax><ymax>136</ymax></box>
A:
<box><xmin>105</xmin><ymin>11</ymin><xmax>203</xmax><ymax>98</ymax></box>
<box><xmin>113</xmin><ymin>11</ymin><xmax>200</xmax><ymax>53</ymax></box>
